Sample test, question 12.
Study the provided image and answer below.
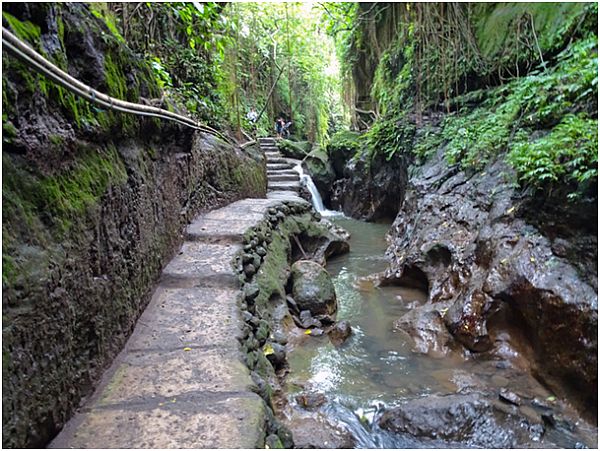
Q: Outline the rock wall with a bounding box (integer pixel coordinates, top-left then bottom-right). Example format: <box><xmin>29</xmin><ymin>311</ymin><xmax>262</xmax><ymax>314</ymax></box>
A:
<box><xmin>383</xmin><ymin>149</ymin><xmax>598</xmax><ymax>419</ymax></box>
<box><xmin>234</xmin><ymin>197</ymin><xmax>349</xmax><ymax>447</ymax></box>
<box><xmin>330</xmin><ymin>150</ymin><xmax>407</xmax><ymax>221</ymax></box>
<box><xmin>2</xmin><ymin>4</ymin><xmax>266</xmax><ymax>448</ymax></box>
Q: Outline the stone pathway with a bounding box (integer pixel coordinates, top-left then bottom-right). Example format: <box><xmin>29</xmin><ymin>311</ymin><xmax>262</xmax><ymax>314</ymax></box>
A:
<box><xmin>261</xmin><ymin>137</ymin><xmax>302</xmax><ymax>193</ymax></box>
<box><xmin>50</xmin><ymin>140</ymin><xmax>309</xmax><ymax>448</ymax></box>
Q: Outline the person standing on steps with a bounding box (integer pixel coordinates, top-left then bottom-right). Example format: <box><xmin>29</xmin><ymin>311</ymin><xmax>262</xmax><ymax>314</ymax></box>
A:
<box><xmin>275</xmin><ymin>117</ymin><xmax>284</xmax><ymax>139</ymax></box>
<box><xmin>247</xmin><ymin>107</ymin><xmax>258</xmax><ymax>137</ymax></box>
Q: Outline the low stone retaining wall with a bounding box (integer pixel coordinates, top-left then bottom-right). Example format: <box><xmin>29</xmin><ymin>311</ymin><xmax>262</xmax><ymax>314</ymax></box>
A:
<box><xmin>50</xmin><ymin>190</ymin><xmax>342</xmax><ymax>448</ymax></box>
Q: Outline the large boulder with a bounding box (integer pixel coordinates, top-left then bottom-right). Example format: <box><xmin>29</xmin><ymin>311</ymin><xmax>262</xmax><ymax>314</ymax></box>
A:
<box><xmin>330</xmin><ymin>149</ymin><xmax>407</xmax><ymax>221</ymax></box>
<box><xmin>277</xmin><ymin>139</ymin><xmax>312</xmax><ymax>159</ymax></box>
<box><xmin>378</xmin><ymin>393</ymin><xmax>544</xmax><ymax>448</ymax></box>
<box><xmin>290</xmin><ymin>260</ymin><xmax>337</xmax><ymax>320</ymax></box>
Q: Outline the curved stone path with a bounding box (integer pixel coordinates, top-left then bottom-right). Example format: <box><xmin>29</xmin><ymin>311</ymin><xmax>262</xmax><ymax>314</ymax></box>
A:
<box><xmin>50</xmin><ymin>138</ymin><xmax>308</xmax><ymax>448</ymax></box>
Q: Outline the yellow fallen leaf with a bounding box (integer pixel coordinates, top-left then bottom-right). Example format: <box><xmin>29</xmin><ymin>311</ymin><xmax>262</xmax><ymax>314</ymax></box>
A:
<box><xmin>183</xmin><ymin>347</ymin><xmax>192</xmax><ymax>352</ymax></box>
<box><xmin>530</xmin><ymin>256</ymin><xmax>536</xmax><ymax>263</ymax></box>
<box><xmin>546</xmin><ymin>396</ymin><xmax>556</xmax><ymax>402</ymax></box>
<box><xmin>500</xmin><ymin>258</ymin><xmax>508</xmax><ymax>265</ymax></box>
<box><xmin>506</xmin><ymin>206</ymin><xmax>516</xmax><ymax>215</ymax></box>
<box><xmin>304</xmin><ymin>329</ymin><xmax>312</xmax><ymax>335</ymax></box>
<box><xmin>263</xmin><ymin>344</ymin><xmax>274</xmax><ymax>356</ymax></box>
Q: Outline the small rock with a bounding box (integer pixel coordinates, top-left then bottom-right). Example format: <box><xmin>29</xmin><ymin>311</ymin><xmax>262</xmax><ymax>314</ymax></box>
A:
<box><xmin>499</xmin><ymin>389</ymin><xmax>522</xmax><ymax>406</ymax></box>
<box><xmin>242</xmin><ymin>311</ymin><xmax>253</xmax><ymax>322</ymax></box>
<box><xmin>299</xmin><ymin>310</ymin><xmax>322</xmax><ymax>328</ymax></box>
<box><xmin>309</xmin><ymin>328</ymin><xmax>324</xmax><ymax>337</ymax></box>
<box><xmin>276</xmin><ymin>211</ymin><xmax>285</xmax><ymax>220</ymax></box>
<box><xmin>286</xmin><ymin>295</ymin><xmax>299</xmax><ymax>313</ymax></box>
<box><xmin>265</xmin><ymin>434</ymin><xmax>283</xmax><ymax>449</ymax></box>
<box><xmin>242</xmin><ymin>253</ymin><xmax>254</xmax><ymax>264</ymax></box>
<box><xmin>265</xmin><ymin>342</ymin><xmax>286</xmax><ymax>369</ymax></box>
<box><xmin>256</xmin><ymin>246</ymin><xmax>267</xmax><ymax>257</ymax></box>
<box><xmin>244</xmin><ymin>264</ymin><xmax>256</xmax><ymax>277</ymax></box>
<box><xmin>295</xmin><ymin>392</ymin><xmax>326</xmax><ymax>409</ymax></box>
<box><xmin>531</xmin><ymin>398</ymin><xmax>553</xmax><ymax>411</ymax></box>
<box><xmin>272</xmin><ymin>331</ymin><xmax>288</xmax><ymax>345</ymax></box>
<box><xmin>328</xmin><ymin>320</ymin><xmax>352</xmax><ymax>346</ymax></box>
<box><xmin>244</xmin><ymin>283</ymin><xmax>260</xmax><ymax>301</ymax></box>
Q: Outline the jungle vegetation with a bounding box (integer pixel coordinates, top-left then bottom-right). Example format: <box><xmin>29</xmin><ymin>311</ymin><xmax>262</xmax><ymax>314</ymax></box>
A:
<box><xmin>3</xmin><ymin>2</ymin><xmax>597</xmax><ymax>199</ymax></box>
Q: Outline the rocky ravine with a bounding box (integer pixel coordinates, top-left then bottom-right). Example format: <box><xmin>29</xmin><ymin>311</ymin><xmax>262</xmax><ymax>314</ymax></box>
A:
<box><xmin>382</xmin><ymin>148</ymin><xmax>598</xmax><ymax>420</ymax></box>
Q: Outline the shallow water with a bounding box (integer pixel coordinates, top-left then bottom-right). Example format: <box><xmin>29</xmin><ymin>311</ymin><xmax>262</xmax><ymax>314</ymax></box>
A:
<box><xmin>283</xmin><ymin>217</ymin><xmax>598</xmax><ymax>449</ymax></box>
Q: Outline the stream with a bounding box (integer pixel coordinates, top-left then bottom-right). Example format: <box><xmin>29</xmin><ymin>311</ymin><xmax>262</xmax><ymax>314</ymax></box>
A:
<box><xmin>280</xmin><ymin>213</ymin><xmax>598</xmax><ymax>448</ymax></box>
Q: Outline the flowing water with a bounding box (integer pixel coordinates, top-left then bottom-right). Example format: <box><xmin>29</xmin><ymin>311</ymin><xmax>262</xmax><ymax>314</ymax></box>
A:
<box><xmin>282</xmin><ymin>215</ymin><xmax>598</xmax><ymax>449</ymax></box>
<box><xmin>294</xmin><ymin>163</ymin><xmax>340</xmax><ymax>217</ymax></box>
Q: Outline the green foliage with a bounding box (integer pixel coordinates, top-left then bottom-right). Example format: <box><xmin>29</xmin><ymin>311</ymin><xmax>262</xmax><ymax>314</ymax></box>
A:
<box><xmin>327</xmin><ymin>129</ymin><xmax>362</xmax><ymax>154</ymax></box>
<box><xmin>507</xmin><ymin>114</ymin><xmax>598</xmax><ymax>197</ymax></box>
<box><xmin>89</xmin><ymin>4</ymin><xmax>125</xmax><ymax>44</ymax></box>
<box><xmin>411</xmin><ymin>34</ymin><xmax>597</xmax><ymax>198</ymax></box>
<box><xmin>2</xmin><ymin>11</ymin><xmax>41</xmax><ymax>44</ymax></box>
<box><xmin>364</xmin><ymin>112</ymin><xmax>415</xmax><ymax>161</ymax></box>
<box><xmin>441</xmin><ymin>103</ymin><xmax>517</xmax><ymax>170</ymax></box>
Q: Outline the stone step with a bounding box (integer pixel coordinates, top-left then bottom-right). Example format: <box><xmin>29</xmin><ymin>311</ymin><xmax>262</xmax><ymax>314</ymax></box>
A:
<box><xmin>268</xmin><ymin>174</ymin><xmax>300</xmax><ymax>182</ymax></box>
<box><xmin>266</xmin><ymin>157</ymin><xmax>292</xmax><ymax>164</ymax></box>
<box><xmin>268</xmin><ymin>181</ymin><xmax>301</xmax><ymax>192</ymax></box>
<box><xmin>267</xmin><ymin>163</ymin><xmax>294</xmax><ymax>170</ymax></box>
<box><xmin>267</xmin><ymin>169</ymin><xmax>298</xmax><ymax>176</ymax></box>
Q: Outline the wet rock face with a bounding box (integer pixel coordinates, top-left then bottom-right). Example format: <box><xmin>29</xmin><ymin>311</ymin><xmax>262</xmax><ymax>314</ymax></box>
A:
<box><xmin>330</xmin><ymin>150</ymin><xmax>408</xmax><ymax>221</ymax></box>
<box><xmin>290</xmin><ymin>260</ymin><xmax>337</xmax><ymax>320</ymax></box>
<box><xmin>392</xmin><ymin>304</ymin><xmax>452</xmax><ymax>357</ymax></box>
<box><xmin>328</xmin><ymin>320</ymin><xmax>352</xmax><ymax>346</ymax></box>
<box><xmin>385</xmin><ymin>149</ymin><xmax>598</xmax><ymax>418</ymax></box>
<box><xmin>378</xmin><ymin>394</ymin><xmax>544</xmax><ymax>447</ymax></box>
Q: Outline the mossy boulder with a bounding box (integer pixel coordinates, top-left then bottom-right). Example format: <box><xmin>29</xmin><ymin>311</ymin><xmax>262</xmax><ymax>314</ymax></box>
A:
<box><xmin>290</xmin><ymin>260</ymin><xmax>337</xmax><ymax>320</ymax></box>
<box><xmin>277</xmin><ymin>139</ymin><xmax>311</xmax><ymax>159</ymax></box>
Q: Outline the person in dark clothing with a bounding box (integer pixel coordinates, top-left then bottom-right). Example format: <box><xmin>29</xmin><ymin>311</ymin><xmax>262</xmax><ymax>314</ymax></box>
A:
<box><xmin>275</xmin><ymin>117</ymin><xmax>284</xmax><ymax>138</ymax></box>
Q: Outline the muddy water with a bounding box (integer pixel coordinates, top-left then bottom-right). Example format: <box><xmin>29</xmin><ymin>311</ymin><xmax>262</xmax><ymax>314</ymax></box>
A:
<box><xmin>282</xmin><ymin>217</ymin><xmax>597</xmax><ymax>449</ymax></box>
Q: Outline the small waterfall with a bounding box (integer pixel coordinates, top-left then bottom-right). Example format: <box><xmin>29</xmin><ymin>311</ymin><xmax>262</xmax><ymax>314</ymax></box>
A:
<box><xmin>293</xmin><ymin>163</ymin><xmax>342</xmax><ymax>217</ymax></box>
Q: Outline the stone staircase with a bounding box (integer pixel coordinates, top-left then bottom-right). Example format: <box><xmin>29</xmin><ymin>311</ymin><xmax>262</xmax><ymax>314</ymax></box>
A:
<box><xmin>259</xmin><ymin>138</ymin><xmax>301</xmax><ymax>193</ymax></box>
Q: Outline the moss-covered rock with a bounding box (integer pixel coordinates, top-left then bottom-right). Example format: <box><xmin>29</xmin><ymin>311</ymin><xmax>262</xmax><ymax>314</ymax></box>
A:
<box><xmin>276</xmin><ymin>139</ymin><xmax>312</xmax><ymax>159</ymax></box>
<box><xmin>290</xmin><ymin>260</ymin><xmax>337</xmax><ymax>320</ymax></box>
